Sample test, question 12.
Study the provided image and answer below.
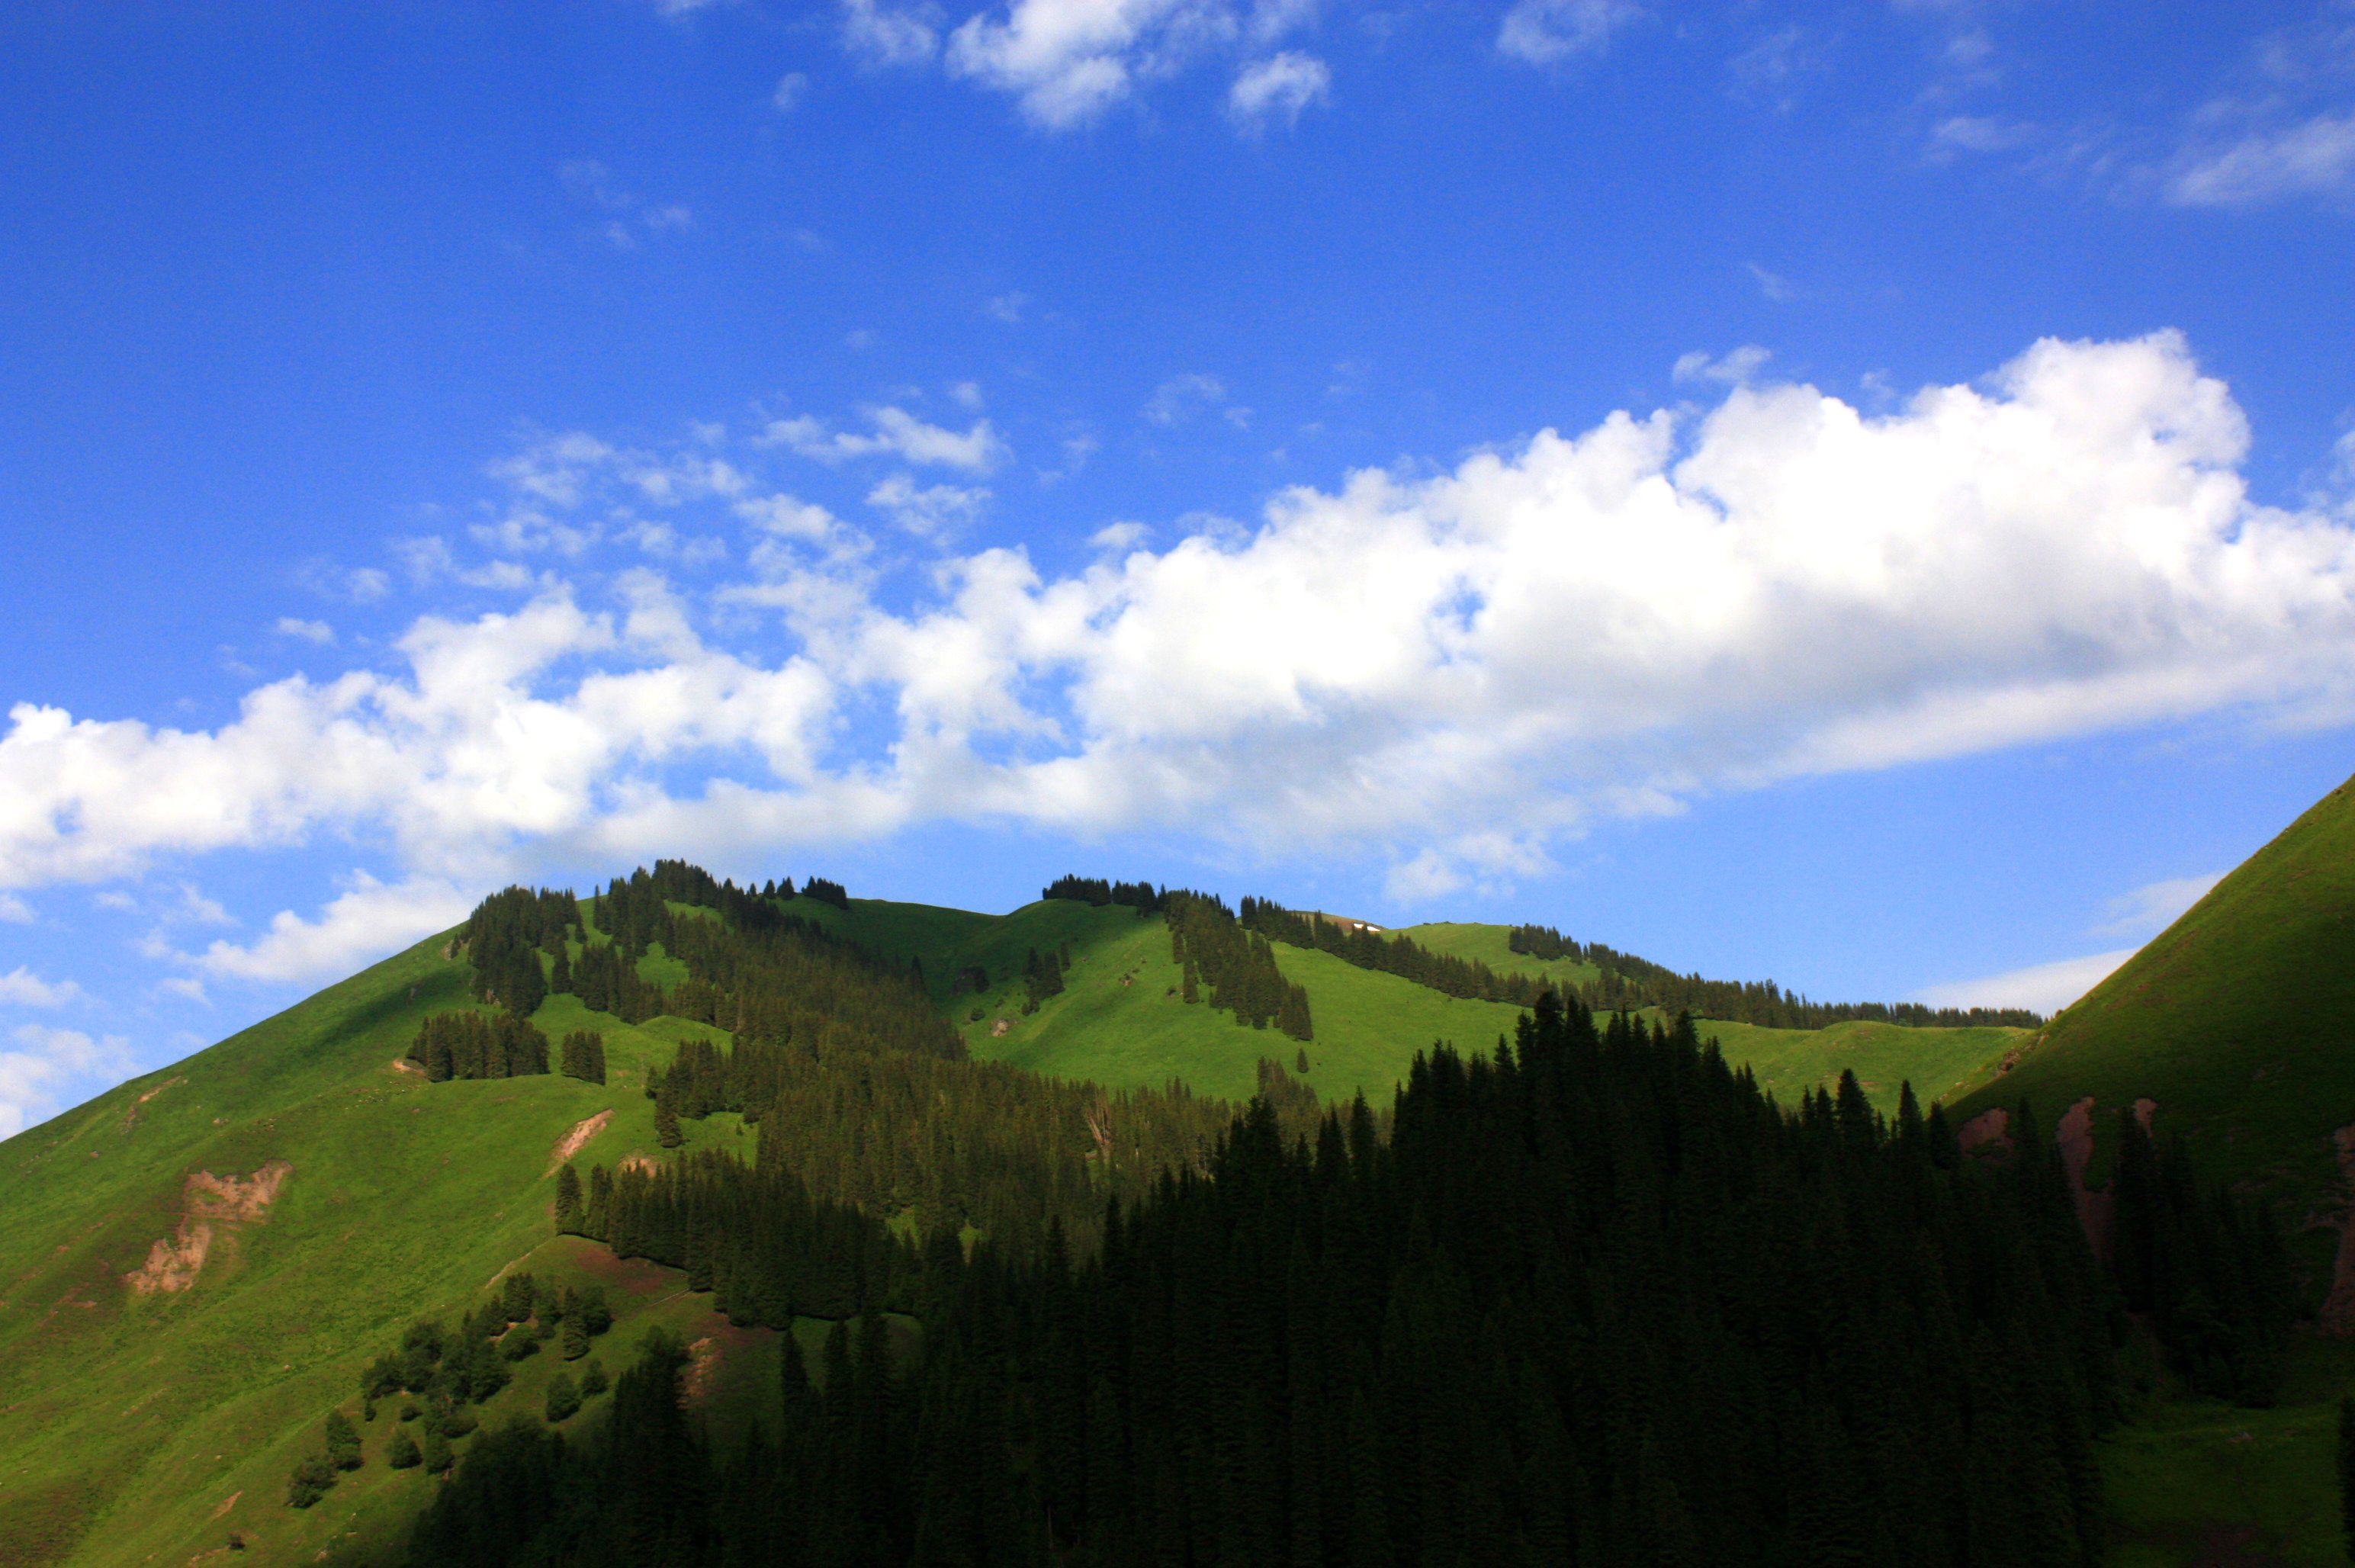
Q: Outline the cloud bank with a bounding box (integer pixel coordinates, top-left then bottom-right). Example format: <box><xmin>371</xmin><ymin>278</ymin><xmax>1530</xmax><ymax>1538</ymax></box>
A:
<box><xmin>5</xmin><ymin>333</ymin><xmax>2353</xmax><ymax>988</ymax></box>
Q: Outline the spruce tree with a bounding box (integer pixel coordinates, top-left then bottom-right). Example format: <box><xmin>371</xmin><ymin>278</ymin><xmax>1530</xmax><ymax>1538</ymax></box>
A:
<box><xmin>656</xmin><ymin>1097</ymin><xmax>683</xmax><ymax>1149</ymax></box>
<box><xmin>545</xmin><ymin>1372</ymin><xmax>582</xmax><ymax>1423</ymax></box>
<box><xmin>386</xmin><ymin>1428</ymin><xmax>422</xmax><ymax>1470</ymax></box>
<box><xmin>422</xmin><ymin>1428</ymin><xmax>452</xmax><ymax>1475</ymax></box>
<box><xmin>581</xmin><ymin>1357</ymin><xmax>609</xmax><ymax>1398</ymax></box>
<box><xmin>554</xmin><ymin>1163</ymin><xmax>584</xmax><ymax>1234</ymax></box>
<box><xmin>563</xmin><ymin>1316</ymin><xmax>590</xmax><ymax>1361</ymax></box>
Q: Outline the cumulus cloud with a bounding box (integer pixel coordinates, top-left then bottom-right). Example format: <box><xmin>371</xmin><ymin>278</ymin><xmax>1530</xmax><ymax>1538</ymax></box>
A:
<box><xmin>842</xmin><ymin>0</ymin><xmax>942</xmax><ymax>66</ymax></box>
<box><xmin>0</xmin><ymin>969</ymin><xmax>82</xmax><ymax>1008</ymax></box>
<box><xmin>867</xmin><ymin>475</ymin><xmax>991</xmax><ymax>535</ymax></box>
<box><xmin>0</xmin><ymin>892</ymin><xmax>31</xmax><ymax>923</ymax></box>
<box><xmin>1229</xmin><ymin>51</ymin><xmax>1329</xmax><ymax>128</ymax></box>
<box><xmin>191</xmin><ymin>874</ymin><xmax>477</xmax><ymax>985</ymax></box>
<box><xmin>8</xmin><ymin>333</ymin><xmax>2355</xmax><ymax>927</ymax></box>
<box><xmin>935</xmin><ymin>0</ymin><xmax>1318</xmax><ymax>127</ymax></box>
<box><xmin>0</xmin><ymin>1024</ymin><xmax>133</xmax><ymax>1140</ymax></box>
<box><xmin>274</xmin><ymin>617</ymin><xmax>336</xmax><ymax>644</ymax></box>
<box><xmin>1498</xmin><ymin>0</ymin><xmax>1642</xmax><ymax>67</ymax></box>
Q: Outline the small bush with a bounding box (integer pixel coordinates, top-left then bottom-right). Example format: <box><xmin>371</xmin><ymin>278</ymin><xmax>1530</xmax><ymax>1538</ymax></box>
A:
<box><xmin>499</xmin><ymin>1325</ymin><xmax>539</xmax><ymax>1362</ymax></box>
<box><xmin>580</xmin><ymin>1357</ymin><xmax>608</xmax><ymax>1397</ymax></box>
<box><xmin>323</xmin><ymin>1410</ymin><xmax>362</xmax><ymax>1471</ymax></box>
<box><xmin>422</xmin><ymin>1429</ymin><xmax>452</xmax><ymax>1475</ymax></box>
<box><xmin>286</xmin><ymin>1455</ymin><xmax>335</xmax><ymax>1509</ymax></box>
<box><xmin>545</xmin><ymin>1372</ymin><xmax>581</xmax><ymax>1423</ymax></box>
<box><xmin>385</xmin><ymin>1428</ymin><xmax>422</xmax><ymax>1470</ymax></box>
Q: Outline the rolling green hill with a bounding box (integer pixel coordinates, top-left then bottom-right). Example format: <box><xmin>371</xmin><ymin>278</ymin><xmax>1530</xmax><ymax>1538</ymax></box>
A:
<box><xmin>0</xmin><ymin>880</ymin><xmax>2035</xmax><ymax>1565</ymax></box>
<box><xmin>1949</xmin><ymin>770</ymin><xmax>2355</xmax><ymax>1208</ymax></box>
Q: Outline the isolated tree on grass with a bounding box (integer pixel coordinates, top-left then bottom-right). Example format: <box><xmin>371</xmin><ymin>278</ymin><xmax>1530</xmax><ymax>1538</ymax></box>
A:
<box><xmin>580</xmin><ymin>1357</ymin><xmax>609</xmax><ymax>1398</ymax></box>
<box><xmin>386</xmin><ymin>1428</ymin><xmax>422</xmax><ymax>1470</ymax></box>
<box><xmin>323</xmin><ymin>1409</ymin><xmax>362</xmax><ymax>1471</ymax></box>
<box><xmin>563</xmin><ymin>1316</ymin><xmax>590</xmax><ymax>1361</ymax></box>
<box><xmin>286</xmin><ymin>1454</ymin><xmax>336</xmax><ymax>1509</ymax></box>
<box><xmin>545</xmin><ymin>1372</ymin><xmax>581</xmax><ymax>1423</ymax></box>
<box><xmin>422</xmin><ymin>1428</ymin><xmax>452</xmax><ymax>1476</ymax></box>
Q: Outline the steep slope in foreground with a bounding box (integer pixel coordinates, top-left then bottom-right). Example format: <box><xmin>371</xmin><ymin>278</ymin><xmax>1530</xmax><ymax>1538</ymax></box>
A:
<box><xmin>1949</xmin><ymin>770</ymin><xmax>2355</xmax><ymax>1209</ymax></box>
<box><xmin>0</xmin><ymin>937</ymin><xmax>761</xmax><ymax>1567</ymax></box>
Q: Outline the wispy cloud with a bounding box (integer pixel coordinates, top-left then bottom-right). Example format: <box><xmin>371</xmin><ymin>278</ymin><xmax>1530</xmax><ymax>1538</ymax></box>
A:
<box><xmin>1497</xmin><ymin>0</ymin><xmax>1643</xmax><ymax>68</ymax></box>
<box><xmin>1229</xmin><ymin>52</ymin><xmax>1331</xmax><ymax>130</ymax></box>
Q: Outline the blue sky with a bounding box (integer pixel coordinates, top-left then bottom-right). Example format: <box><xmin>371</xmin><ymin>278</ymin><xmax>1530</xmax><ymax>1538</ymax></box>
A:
<box><xmin>5</xmin><ymin>0</ymin><xmax>2354</xmax><ymax>1136</ymax></box>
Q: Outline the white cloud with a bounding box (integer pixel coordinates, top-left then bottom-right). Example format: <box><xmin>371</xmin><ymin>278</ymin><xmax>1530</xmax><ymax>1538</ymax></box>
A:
<box><xmin>8</xmin><ymin>333</ymin><xmax>2355</xmax><ymax>933</ymax></box>
<box><xmin>1746</xmin><ymin>262</ymin><xmax>1794</xmax><ymax>303</ymax></box>
<box><xmin>1672</xmin><ymin>345</ymin><xmax>1771</xmax><ymax>386</ymax></box>
<box><xmin>773</xmin><ymin>71</ymin><xmax>810</xmax><ymax>111</ymax></box>
<box><xmin>0</xmin><ymin>969</ymin><xmax>82</xmax><ymax>1008</ymax></box>
<box><xmin>1091</xmin><ymin>520</ymin><xmax>1151</xmax><ymax>551</ymax></box>
<box><xmin>949</xmin><ymin>381</ymin><xmax>985</xmax><ymax>410</ymax></box>
<box><xmin>1930</xmin><ymin>114</ymin><xmax>2037</xmax><ymax>157</ymax></box>
<box><xmin>2094</xmin><ymin>871</ymin><xmax>2224</xmax><ymax>937</ymax></box>
<box><xmin>1498</xmin><ymin>0</ymin><xmax>1642</xmax><ymax>67</ymax></box>
<box><xmin>1229</xmin><ymin>51</ymin><xmax>1330</xmax><ymax>128</ymax></box>
<box><xmin>1145</xmin><ymin>372</ymin><xmax>1247</xmax><ymax>426</ymax></box>
<box><xmin>763</xmin><ymin>406</ymin><xmax>1008</xmax><ymax>472</ymax></box>
<box><xmin>274</xmin><ymin>617</ymin><xmax>336</xmax><ymax>645</ymax></box>
<box><xmin>158</xmin><ymin>975</ymin><xmax>210</xmax><ymax>1004</ymax></box>
<box><xmin>842</xmin><ymin>0</ymin><xmax>941</xmax><ymax>66</ymax></box>
<box><xmin>2170</xmin><ymin>111</ymin><xmax>2355</xmax><ymax>207</ymax></box>
<box><xmin>866</xmin><ymin>474</ymin><xmax>991</xmax><ymax>535</ymax></box>
<box><xmin>940</xmin><ymin>0</ymin><xmax>1318</xmax><ymax>127</ymax></box>
<box><xmin>1916</xmin><ymin>949</ymin><xmax>2135</xmax><ymax>1015</ymax></box>
<box><xmin>0</xmin><ymin>892</ymin><xmax>30</xmax><ymax>923</ymax></box>
<box><xmin>0</xmin><ymin>1025</ymin><xmax>133</xmax><ymax>1139</ymax></box>
<box><xmin>192</xmin><ymin>874</ymin><xmax>476</xmax><ymax>985</ymax></box>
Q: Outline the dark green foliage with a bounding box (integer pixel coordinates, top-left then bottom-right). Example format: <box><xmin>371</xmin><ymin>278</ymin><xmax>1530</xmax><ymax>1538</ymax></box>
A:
<box><xmin>1505</xmin><ymin>921</ymin><xmax>2043</xmax><ymax>1029</ymax></box>
<box><xmin>802</xmin><ymin>876</ymin><xmax>850</xmax><ymax>910</ymax></box>
<box><xmin>406</xmin><ymin>1011</ymin><xmax>551</xmax><ymax>1081</ymax></box>
<box><xmin>575</xmin><ymin>1284</ymin><xmax>612</xmax><ymax>1337</ymax></box>
<box><xmin>285</xmin><ymin>1454</ymin><xmax>335</xmax><ymax>1509</ymax></box>
<box><xmin>559</xmin><ymin>1029</ymin><xmax>608</xmax><ymax>1084</ymax></box>
<box><xmin>323</xmin><ymin>1410</ymin><xmax>362</xmax><ymax>1471</ymax></box>
<box><xmin>410</xmin><ymin>994</ymin><xmax>2117</xmax><ymax>1566</ymax></box>
<box><xmin>545</xmin><ymin>1373</ymin><xmax>581</xmax><ymax>1423</ymax></box>
<box><xmin>2110</xmin><ymin>1107</ymin><xmax>2296</xmax><ymax>1403</ymax></box>
<box><xmin>654</xmin><ymin>1097</ymin><xmax>683</xmax><ymax>1149</ymax></box>
<box><xmin>1022</xmin><ymin>945</ymin><xmax>1065</xmax><ymax>1011</ymax></box>
<box><xmin>629</xmin><ymin>1025</ymin><xmax>1279</xmax><ymax>1257</ymax></box>
<box><xmin>580</xmin><ymin>1358</ymin><xmax>608</xmax><ymax>1398</ymax></box>
<box><xmin>561</xmin><ymin>1316</ymin><xmax>590</xmax><ymax>1361</ymax></box>
<box><xmin>422</xmin><ymin>1429</ymin><xmax>451</xmax><ymax>1475</ymax></box>
<box><xmin>461</xmin><ymin>885</ymin><xmax>577</xmax><ymax>1018</ymax></box>
<box><xmin>1169</xmin><ymin>893</ymin><xmax>1312</xmax><ymax>1039</ymax></box>
<box><xmin>387</xmin><ymin>1428</ymin><xmax>422</xmax><ymax>1470</ymax></box>
<box><xmin>554</xmin><ymin>1163</ymin><xmax>584</xmax><ymax>1235</ymax></box>
<box><xmin>1042</xmin><ymin>874</ymin><xmax>1170</xmax><ymax>914</ymax></box>
<box><xmin>2340</xmin><ymin>1397</ymin><xmax>2355</xmax><ymax>1562</ymax></box>
<box><xmin>499</xmin><ymin>1325</ymin><xmax>539</xmax><ymax>1362</ymax></box>
<box><xmin>501</xmin><ymin>1272</ymin><xmax>535</xmax><ymax>1323</ymax></box>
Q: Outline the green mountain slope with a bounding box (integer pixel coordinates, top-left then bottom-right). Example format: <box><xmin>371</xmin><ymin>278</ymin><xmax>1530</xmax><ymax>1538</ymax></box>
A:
<box><xmin>0</xmin><ymin>881</ymin><xmax>2030</xmax><ymax>1564</ymax></box>
<box><xmin>0</xmin><ymin>937</ymin><xmax>766</xmax><ymax>1567</ymax></box>
<box><xmin>1949</xmin><ymin>770</ymin><xmax>2355</xmax><ymax>1206</ymax></box>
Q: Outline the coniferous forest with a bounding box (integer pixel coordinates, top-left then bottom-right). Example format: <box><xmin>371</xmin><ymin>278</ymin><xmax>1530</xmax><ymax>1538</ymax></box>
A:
<box><xmin>381</xmin><ymin>872</ymin><xmax>2296</xmax><ymax>1565</ymax></box>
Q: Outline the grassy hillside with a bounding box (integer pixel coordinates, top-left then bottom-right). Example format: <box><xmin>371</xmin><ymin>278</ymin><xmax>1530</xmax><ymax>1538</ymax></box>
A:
<box><xmin>1399</xmin><ymin>920</ymin><xmax>1604</xmax><ymax>990</ymax></box>
<box><xmin>1948</xmin><ymin>770</ymin><xmax>2355</xmax><ymax>1207</ymax></box>
<box><xmin>0</xmin><ymin>934</ymin><xmax>775</xmax><ymax>1567</ymax></box>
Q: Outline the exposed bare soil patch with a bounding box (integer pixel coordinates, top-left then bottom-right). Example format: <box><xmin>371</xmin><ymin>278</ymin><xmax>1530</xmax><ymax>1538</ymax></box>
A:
<box><xmin>1958</xmin><ymin>1107</ymin><xmax>2010</xmax><ymax>1155</ymax></box>
<box><xmin>550</xmin><ymin>1110</ymin><xmax>612</xmax><ymax>1170</ymax></box>
<box><xmin>124</xmin><ymin>1161</ymin><xmax>293</xmax><ymax>1296</ymax></box>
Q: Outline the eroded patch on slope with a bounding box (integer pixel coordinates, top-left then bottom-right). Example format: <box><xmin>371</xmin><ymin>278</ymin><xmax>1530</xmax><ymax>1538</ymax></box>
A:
<box><xmin>550</xmin><ymin>1110</ymin><xmax>612</xmax><ymax>1170</ymax></box>
<box><xmin>124</xmin><ymin>1161</ymin><xmax>293</xmax><ymax>1296</ymax></box>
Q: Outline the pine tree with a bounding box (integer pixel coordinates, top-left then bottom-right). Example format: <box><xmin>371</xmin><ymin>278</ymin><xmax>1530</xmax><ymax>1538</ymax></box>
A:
<box><xmin>656</xmin><ymin>1097</ymin><xmax>683</xmax><ymax>1149</ymax></box>
<box><xmin>554</xmin><ymin>1163</ymin><xmax>584</xmax><ymax>1234</ymax></box>
<box><xmin>422</xmin><ymin>1428</ymin><xmax>452</xmax><ymax>1475</ymax></box>
<box><xmin>546</xmin><ymin>1371</ymin><xmax>582</xmax><ymax>1422</ymax></box>
<box><xmin>286</xmin><ymin>1454</ymin><xmax>336</xmax><ymax>1509</ymax></box>
<box><xmin>581</xmin><ymin>1357</ymin><xmax>609</xmax><ymax>1398</ymax></box>
<box><xmin>386</xmin><ymin>1428</ymin><xmax>422</xmax><ymax>1470</ymax></box>
<box><xmin>564</xmin><ymin>1316</ymin><xmax>590</xmax><ymax>1361</ymax></box>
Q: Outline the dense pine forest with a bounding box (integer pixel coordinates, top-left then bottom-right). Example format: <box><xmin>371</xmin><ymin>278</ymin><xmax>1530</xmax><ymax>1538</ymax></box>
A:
<box><xmin>374</xmin><ymin>872</ymin><xmax>2297</xmax><ymax>1564</ymax></box>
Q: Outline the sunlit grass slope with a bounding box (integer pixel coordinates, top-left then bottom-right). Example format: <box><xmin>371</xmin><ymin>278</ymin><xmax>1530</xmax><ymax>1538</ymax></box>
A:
<box><xmin>1949</xmin><ymin>770</ymin><xmax>2355</xmax><ymax>1206</ymax></box>
<box><xmin>805</xmin><ymin>895</ymin><xmax>2015</xmax><ymax>1113</ymax></box>
<box><xmin>0</xmin><ymin>934</ymin><xmax>760</xmax><ymax>1568</ymax></box>
<box><xmin>1397</xmin><ymin>919</ymin><xmax>1604</xmax><ymax>990</ymax></box>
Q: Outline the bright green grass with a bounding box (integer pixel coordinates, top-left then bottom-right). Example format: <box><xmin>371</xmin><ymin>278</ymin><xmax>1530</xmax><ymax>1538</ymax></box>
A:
<box><xmin>1396</xmin><ymin>920</ymin><xmax>1603</xmax><ymax>991</ymax></box>
<box><xmin>1693</xmin><ymin>1017</ymin><xmax>2024</xmax><ymax>1114</ymax></box>
<box><xmin>1948</xmin><ymin>771</ymin><xmax>2355</xmax><ymax>1209</ymax></box>
<box><xmin>0</xmin><ymin>937</ymin><xmax>749</xmax><ymax>1567</ymax></box>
